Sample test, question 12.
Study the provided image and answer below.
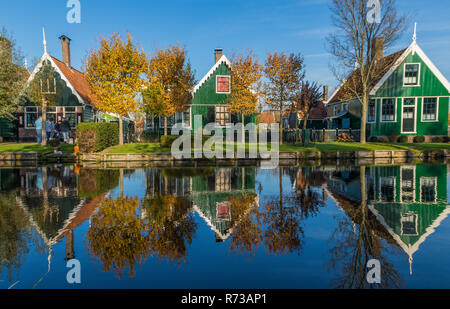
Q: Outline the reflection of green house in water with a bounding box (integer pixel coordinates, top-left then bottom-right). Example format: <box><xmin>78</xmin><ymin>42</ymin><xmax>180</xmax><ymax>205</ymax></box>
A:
<box><xmin>2</xmin><ymin>168</ymin><xmax>109</xmax><ymax>263</ymax></box>
<box><xmin>146</xmin><ymin>167</ymin><xmax>257</xmax><ymax>242</ymax></box>
<box><xmin>326</xmin><ymin>165</ymin><xmax>450</xmax><ymax>275</ymax></box>
<box><xmin>366</xmin><ymin>165</ymin><xmax>450</xmax><ymax>274</ymax></box>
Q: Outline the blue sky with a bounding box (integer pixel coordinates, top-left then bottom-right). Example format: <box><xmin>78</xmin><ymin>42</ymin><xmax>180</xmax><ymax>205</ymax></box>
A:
<box><xmin>1</xmin><ymin>0</ymin><xmax>450</xmax><ymax>91</ymax></box>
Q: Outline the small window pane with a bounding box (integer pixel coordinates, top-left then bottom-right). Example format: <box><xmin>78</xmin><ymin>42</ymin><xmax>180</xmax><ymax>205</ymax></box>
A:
<box><xmin>423</xmin><ymin>98</ymin><xmax>437</xmax><ymax>121</ymax></box>
<box><xmin>404</xmin><ymin>64</ymin><xmax>419</xmax><ymax>85</ymax></box>
<box><xmin>368</xmin><ymin>99</ymin><xmax>376</xmax><ymax>122</ymax></box>
<box><xmin>381</xmin><ymin>99</ymin><xmax>395</xmax><ymax>122</ymax></box>
<box><xmin>217</xmin><ymin>76</ymin><xmax>231</xmax><ymax>93</ymax></box>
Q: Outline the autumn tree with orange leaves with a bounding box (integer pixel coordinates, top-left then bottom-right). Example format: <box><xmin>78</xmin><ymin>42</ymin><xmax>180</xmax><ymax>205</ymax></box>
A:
<box><xmin>228</xmin><ymin>50</ymin><xmax>262</xmax><ymax>144</ymax></box>
<box><xmin>143</xmin><ymin>44</ymin><xmax>196</xmax><ymax>136</ymax></box>
<box><xmin>84</xmin><ymin>32</ymin><xmax>148</xmax><ymax>145</ymax></box>
<box><xmin>263</xmin><ymin>52</ymin><xmax>305</xmax><ymax>144</ymax></box>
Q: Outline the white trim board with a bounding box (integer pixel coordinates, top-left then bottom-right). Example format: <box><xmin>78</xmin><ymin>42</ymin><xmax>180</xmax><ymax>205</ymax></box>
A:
<box><xmin>193</xmin><ymin>55</ymin><xmax>232</xmax><ymax>95</ymax></box>
<box><xmin>25</xmin><ymin>52</ymin><xmax>86</xmax><ymax>105</ymax></box>
<box><xmin>370</xmin><ymin>42</ymin><xmax>450</xmax><ymax>95</ymax></box>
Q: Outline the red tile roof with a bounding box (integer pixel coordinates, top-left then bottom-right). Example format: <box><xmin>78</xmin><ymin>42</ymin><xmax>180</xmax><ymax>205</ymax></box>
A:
<box><xmin>328</xmin><ymin>49</ymin><xmax>406</xmax><ymax>104</ymax></box>
<box><xmin>51</xmin><ymin>56</ymin><xmax>94</xmax><ymax>105</ymax></box>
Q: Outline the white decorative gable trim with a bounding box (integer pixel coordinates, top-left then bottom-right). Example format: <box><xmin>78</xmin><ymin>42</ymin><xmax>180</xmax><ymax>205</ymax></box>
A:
<box><xmin>192</xmin><ymin>55</ymin><xmax>232</xmax><ymax>95</ymax></box>
<box><xmin>370</xmin><ymin>42</ymin><xmax>450</xmax><ymax>95</ymax></box>
<box><xmin>25</xmin><ymin>52</ymin><xmax>86</xmax><ymax>104</ymax></box>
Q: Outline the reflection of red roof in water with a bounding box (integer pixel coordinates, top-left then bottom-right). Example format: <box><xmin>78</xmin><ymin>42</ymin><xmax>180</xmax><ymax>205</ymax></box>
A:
<box><xmin>50</xmin><ymin>56</ymin><xmax>95</xmax><ymax>105</ymax></box>
<box><xmin>57</xmin><ymin>193</ymin><xmax>107</xmax><ymax>241</ymax></box>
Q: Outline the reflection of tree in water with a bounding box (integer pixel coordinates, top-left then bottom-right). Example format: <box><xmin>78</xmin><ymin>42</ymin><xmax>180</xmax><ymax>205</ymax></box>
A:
<box><xmin>327</xmin><ymin>166</ymin><xmax>403</xmax><ymax>289</ymax></box>
<box><xmin>229</xmin><ymin>167</ymin><xmax>326</xmax><ymax>257</ymax></box>
<box><xmin>143</xmin><ymin>195</ymin><xmax>197</xmax><ymax>265</ymax></box>
<box><xmin>86</xmin><ymin>197</ymin><xmax>150</xmax><ymax>279</ymax></box>
<box><xmin>0</xmin><ymin>191</ymin><xmax>31</xmax><ymax>282</ymax></box>
<box><xmin>227</xmin><ymin>194</ymin><xmax>262</xmax><ymax>257</ymax></box>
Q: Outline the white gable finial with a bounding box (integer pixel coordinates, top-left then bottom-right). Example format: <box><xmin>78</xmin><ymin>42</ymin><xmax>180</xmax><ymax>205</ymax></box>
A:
<box><xmin>42</xmin><ymin>27</ymin><xmax>47</xmax><ymax>54</ymax></box>
<box><xmin>413</xmin><ymin>22</ymin><xmax>417</xmax><ymax>43</ymax></box>
<box><xmin>24</xmin><ymin>57</ymin><xmax>28</xmax><ymax>69</ymax></box>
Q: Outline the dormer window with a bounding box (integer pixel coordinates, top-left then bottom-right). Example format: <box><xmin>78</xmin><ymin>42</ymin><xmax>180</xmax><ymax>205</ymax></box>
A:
<box><xmin>216</xmin><ymin>75</ymin><xmax>231</xmax><ymax>94</ymax></box>
<box><xmin>40</xmin><ymin>78</ymin><xmax>57</xmax><ymax>94</ymax></box>
<box><xmin>404</xmin><ymin>63</ymin><xmax>420</xmax><ymax>86</ymax></box>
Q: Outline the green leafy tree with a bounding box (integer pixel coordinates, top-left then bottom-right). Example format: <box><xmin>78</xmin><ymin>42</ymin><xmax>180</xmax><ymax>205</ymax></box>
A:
<box><xmin>0</xmin><ymin>28</ymin><xmax>27</xmax><ymax>121</ymax></box>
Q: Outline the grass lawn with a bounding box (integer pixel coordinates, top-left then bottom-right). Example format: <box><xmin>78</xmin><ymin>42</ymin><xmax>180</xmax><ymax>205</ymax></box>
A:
<box><xmin>0</xmin><ymin>143</ymin><xmax>75</xmax><ymax>154</ymax></box>
<box><xmin>102</xmin><ymin>142</ymin><xmax>450</xmax><ymax>154</ymax></box>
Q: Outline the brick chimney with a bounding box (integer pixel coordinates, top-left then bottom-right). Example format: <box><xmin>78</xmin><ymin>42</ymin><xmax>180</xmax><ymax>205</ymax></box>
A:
<box><xmin>215</xmin><ymin>48</ymin><xmax>223</xmax><ymax>64</ymax></box>
<box><xmin>59</xmin><ymin>35</ymin><xmax>71</xmax><ymax>68</ymax></box>
<box><xmin>372</xmin><ymin>37</ymin><xmax>384</xmax><ymax>62</ymax></box>
<box><xmin>0</xmin><ymin>36</ymin><xmax>12</xmax><ymax>63</ymax></box>
<box><xmin>323</xmin><ymin>85</ymin><xmax>329</xmax><ymax>102</ymax></box>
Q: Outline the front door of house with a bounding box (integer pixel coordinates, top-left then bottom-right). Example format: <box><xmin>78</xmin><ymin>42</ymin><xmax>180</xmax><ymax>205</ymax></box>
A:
<box><xmin>402</xmin><ymin>98</ymin><xmax>416</xmax><ymax>133</ymax></box>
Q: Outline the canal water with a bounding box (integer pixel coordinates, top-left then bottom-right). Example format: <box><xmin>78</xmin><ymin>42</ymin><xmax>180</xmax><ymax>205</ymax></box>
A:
<box><xmin>1</xmin><ymin>163</ymin><xmax>450</xmax><ymax>289</ymax></box>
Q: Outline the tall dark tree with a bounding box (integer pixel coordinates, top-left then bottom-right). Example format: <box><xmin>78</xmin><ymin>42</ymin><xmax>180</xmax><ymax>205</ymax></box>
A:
<box><xmin>327</xmin><ymin>0</ymin><xmax>407</xmax><ymax>143</ymax></box>
<box><xmin>0</xmin><ymin>28</ymin><xmax>27</xmax><ymax>123</ymax></box>
<box><xmin>296</xmin><ymin>81</ymin><xmax>323</xmax><ymax>131</ymax></box>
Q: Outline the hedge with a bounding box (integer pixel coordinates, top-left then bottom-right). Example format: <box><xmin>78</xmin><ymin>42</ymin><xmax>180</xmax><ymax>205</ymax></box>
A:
<box><xmin>78</xmin><ymin>169</ymin><xmax>120</xmax><ymax>198</ymax></box>
<box><xmin>77</xmin><ymin>122</ymin><xmax>119</xmax><ymax>153</ymax></box>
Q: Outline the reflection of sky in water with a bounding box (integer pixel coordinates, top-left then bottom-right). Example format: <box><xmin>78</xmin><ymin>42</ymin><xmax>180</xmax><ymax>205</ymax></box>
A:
<box><xmin>1</xmin><ymin>165</ymin><xmax>450</xmax><ymax>289</ymax></box>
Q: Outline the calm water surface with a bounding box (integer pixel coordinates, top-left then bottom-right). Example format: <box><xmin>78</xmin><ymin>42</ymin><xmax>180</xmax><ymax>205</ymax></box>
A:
<box><xmin>1</xmin><ymin>163</ymin><xmax>450</xmax><ymax>289</ymax></box>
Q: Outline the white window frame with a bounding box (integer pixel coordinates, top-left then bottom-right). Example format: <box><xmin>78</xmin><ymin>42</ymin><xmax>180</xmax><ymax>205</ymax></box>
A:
<box><xmin>421</xmin><ymin>97</ymin><xmax>439</xmax><ymax>122</ymax></box>
<box><xmin>380</xmin><ymin>98</ymin><xmax>397</xmax><ymax>123</ymax></box>
<box><xmin>401</xmin><ymin>213</ymin><xmax>419</xmax><ymax>236</ymax></box>
<box><xmin>367</xmin><ymin>99</ymin><xmax>377</xmax><ymax>124</ymax></box>
<box><xmin>159</xmin><ymin>107</ymin><xmax>192</xmax><ymax>130</ymax></box>
<box><xmin>403</xmin><ymin>63</ymin><xmax>421</xmax><ymax>87</ymax></box>
<box><xmin>216</xmin><ymin>75</ymin><xmax>231</xmax><ymax>94</ymax></box>
<box><xmin>215</xmin><ymin>105</ymin><xmax>230</xmax><ymax>126</ymax></box>
<box><xmin>400</xmin><ymin>166</ymin><xmax>416</xmax><ymax>203</ymax></box>
<box><xmin>420</xmin><ymin>176</ymin><xmax>437</xmax><ymax>203</ymax></box>
<box><xmin>379</xmin><ymin>176</ymin><xmax>396</xmax><ymax>202</ymax></box>
<box><xmin>400</xmin><ymin>97</ymin><xmax>417</xmax><ymax>134</ymax></box>
<box><xmin>24</xmin><ymin>107</ymin><xmax>39</xmax><ymax>129</ymax></box>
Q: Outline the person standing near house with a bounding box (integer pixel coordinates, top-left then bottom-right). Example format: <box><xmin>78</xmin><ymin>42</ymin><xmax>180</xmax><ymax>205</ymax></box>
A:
<box><xmin>35</xmin><ymin>116</ymin><xmax>43</xmax><ymax>144</ymax></box>
<box><xmin>61</xmin><ymin>117</ymin><xmax>70</xmax><ymax>143</ymax></box>
<box><xmin>46</xmin><ymin>119</ymin><xmax>54</xmax><ymax>143</ymax></box>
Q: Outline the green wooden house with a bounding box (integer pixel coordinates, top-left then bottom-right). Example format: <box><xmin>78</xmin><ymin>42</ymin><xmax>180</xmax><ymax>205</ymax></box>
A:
<box><xmin>145</xmin><ymin>49</ymin><xmax>255</xmax><ymax>135</ymax></box>
<box><xmin>326</xmin><ymin>165</ymin><xmax>450</xmax><ymax>275</ymax></box>
<box><xmin>1</xmin><ymin>31</ymin><xmax>131</xmax><ymax>142</ymax></box>
<box><xmin>326</xmin><ymin>29</ymin><xmax>450</xmax><ymax>141</ymax></box>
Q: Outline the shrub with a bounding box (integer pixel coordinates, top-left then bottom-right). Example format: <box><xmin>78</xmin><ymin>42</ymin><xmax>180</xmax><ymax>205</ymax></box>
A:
<box><xmin>377</xmin><ymin>136</ymin><xmax>390</xmax><ymax>143</ymax></box>
<box><xmin>160</xmin><ymin>135</ymin><xmax>179</xmax><ymax>148</ymax></box>
<box><xmin>335</xmin><ymin>133</ymin><xmax>354</xmax><ymax>143</ymax></box>
<box><xmin>140</xmin><ymin>130</ymin><xmax>160</xmax><ymax>143</ymax></box>
<box><xmin>78</xmin><ymin>169</ymin><xmax>120</xmax><ymax>198</ymax></box>
<box><xmin>398</xmin><ymin>135</ymin><xmax>408</xmax><ymax>143</ymax></box>
<box><xmin>389</xmin><ymin>131</ymin><xmax>399</xmax><ymax>143</ymax></box>
<box><xmin>431</xmin><ymin>136</ymin><xmax>443</xmax><ymax>143</ymax></box>
<box><xmin>48</xmin><ymin>139</ymin><xmax>60</xmax><ymax>149</ymax></box>
<box><xmin>369</xmin><ymin>136</ymin><xmax>378</xmax><ymax>143</ymax></box>
<box><xmin>77</xmin><ymin>123</ymin><xmax>119</xmax><ymax>153</ymax></box>
<box><xmin>413</xmin><ymin>136</ymin><xmax>425</xmax><ymax>143</ymax></box>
